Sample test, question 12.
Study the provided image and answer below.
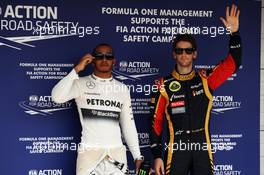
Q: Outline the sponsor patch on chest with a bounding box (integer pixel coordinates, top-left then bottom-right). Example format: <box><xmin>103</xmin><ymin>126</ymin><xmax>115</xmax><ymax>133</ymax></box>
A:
<box><xmin>192</xmin><ymin>89</ymin><xmax>204</xmax><ymax>96</ymax></box>
<box><xmin>171</xmin><ymin>106</ymin><xmax>186</xmax><ymax>114</ymax></box>
<box><xmin>190</xmin><ymin>82</ymin><xmax>202</xmax><ymax>89</ymax></box>
<box><xmin>171</xmin><ymin>100</ymin><xmax>185</xmax><ymax>107</ymax></box>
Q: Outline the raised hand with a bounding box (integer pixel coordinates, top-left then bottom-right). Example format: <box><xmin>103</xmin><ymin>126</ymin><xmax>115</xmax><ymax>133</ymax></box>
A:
<box><xmin>74</xmin><ymin>54</ymin><xmax>94</xmax><ymax>73</ymax></box>
<box><xmin>220</xmin><ymin>4</ymin><xmax>240</xmax><ymax>33</ymax></box>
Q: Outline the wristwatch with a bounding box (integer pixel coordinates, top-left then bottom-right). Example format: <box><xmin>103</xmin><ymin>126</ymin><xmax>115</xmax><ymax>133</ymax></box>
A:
<box><xmin>135</xmin><ymin>155</ymin><xmax>144</xmax><ymax>161</ymax></box>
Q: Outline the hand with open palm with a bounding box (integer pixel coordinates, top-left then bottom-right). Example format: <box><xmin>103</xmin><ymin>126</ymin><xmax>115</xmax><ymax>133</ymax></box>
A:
<box><xmin>220</xmin><ymin>4</ymin><xmax>240</xmax><ymax>33</ymax></box>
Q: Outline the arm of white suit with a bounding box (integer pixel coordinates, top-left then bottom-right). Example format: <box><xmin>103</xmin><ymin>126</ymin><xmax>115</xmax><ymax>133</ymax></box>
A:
<box><xmin>119</xmin><ymin>87</ymin><xmax>142</xmax><ymax>161</ymax></box>
<box><xmin>51</xmin><ymin>69</ymin><xmax>80</xmax><ymax>103</ymax></box>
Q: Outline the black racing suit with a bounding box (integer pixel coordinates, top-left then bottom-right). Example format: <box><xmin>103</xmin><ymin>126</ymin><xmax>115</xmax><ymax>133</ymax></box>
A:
<box><xmin>150</xmin><ymin>32</ymin><xmax>242</xmax><ymax>175</ymax></box>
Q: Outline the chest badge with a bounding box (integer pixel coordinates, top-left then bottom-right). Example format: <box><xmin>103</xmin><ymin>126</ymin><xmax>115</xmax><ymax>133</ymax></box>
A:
<box><xmin>86</xmin><ymin>81</ymin><xmax>96</xmax><ymax>89</ymax></box>
<box><xmin>169</xmin><ymin>81</ymin><xmax>181</xmax><ymax>92</ymax></box>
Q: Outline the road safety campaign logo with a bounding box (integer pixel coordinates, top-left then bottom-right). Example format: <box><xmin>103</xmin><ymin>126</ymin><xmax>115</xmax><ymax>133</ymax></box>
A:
<box><xmin>212</xmin><ymin>95</ymin><xmax>241</xmax><ymax>115</ymax></box>
<box><xmin>113</xmin><ymin>60</ymin><xmax>159</xmax><ymax>81</ymax></box>
<box><xmin>0</xmin><ymin>4</ymin><xmax>100</xmax><ymax>50</ymax></box>
<box><xmin>214</xmin><ymin>164</ymin><xmax>241</xmax><ymax>175</ymax></box>
<box><xmin>19</xmin><ymin>95</ymin><xmax>72</xmax><ymax>116</ymax></box>
<box><xmin>28</xmin><ymin>169</ymin><xmax>62</xmax><ymax>175</ymax></box>
<box><xmin>122</xmin><ymin>132</ymin><xmax>150</xmax><ymax>151</ymax></box>
<box><xmin>138</xmin><ymin>132</ymin><xmax>150</xmax><ymax>149</ymax></box>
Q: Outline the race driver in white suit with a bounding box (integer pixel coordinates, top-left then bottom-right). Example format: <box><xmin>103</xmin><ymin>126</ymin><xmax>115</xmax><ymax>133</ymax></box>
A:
<box><xmin>51</xmin><ymin>43</ymin><xmax>144</xmax><ymax>175</ymax></box>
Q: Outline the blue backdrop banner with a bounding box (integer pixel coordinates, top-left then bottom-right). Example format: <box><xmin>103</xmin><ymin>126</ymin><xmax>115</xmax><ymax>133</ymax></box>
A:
<box><xmin>0</xmin><ymin>0</ymin><xmax>260</xmax><ymax>175</ymax></box>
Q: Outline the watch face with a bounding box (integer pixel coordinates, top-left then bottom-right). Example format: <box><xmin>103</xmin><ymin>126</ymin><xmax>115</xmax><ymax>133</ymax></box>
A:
<box><xmin>137</xmin><ymin>156</ymin><xmax>144</xmax><ymax>161</ymax></box>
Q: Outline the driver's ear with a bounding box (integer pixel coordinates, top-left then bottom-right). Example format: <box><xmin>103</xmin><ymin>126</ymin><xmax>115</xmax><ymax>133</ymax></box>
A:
<box><xmin>172</xmin><ymin>51</ymin><xmax>177</xmax><ymax>59</ymax></box>
<box><xmin>193</xmin><ymin>51</ymin><xmax>197</xmax><ymax>60</ymax></box>
<box><xmin>91</xmin><ymin>59</ymin><xmax>95</xmax><ymax>66</ymax></box>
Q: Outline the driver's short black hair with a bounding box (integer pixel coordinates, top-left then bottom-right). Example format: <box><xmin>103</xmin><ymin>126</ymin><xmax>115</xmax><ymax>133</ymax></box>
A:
<box><xmin>172</xmin><ymin>34</ymin><xmax>197</xmax><ymax>51</ymax></box>
<box><xmin>92</xmin><ymin>43</ymin><xmax>114</xmax><ymax>55</ymax></box>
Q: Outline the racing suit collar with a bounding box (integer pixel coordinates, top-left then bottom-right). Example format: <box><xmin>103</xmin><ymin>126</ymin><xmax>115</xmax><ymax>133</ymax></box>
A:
<box><xmin>171</xmin><ymin>68</ymin><xmax>195</xmax><ymax>81</ymax></box>
<box><xmin>91</xmin><ymin>73</ymin><xmax>114</xmax><ymax>82</ymax></box>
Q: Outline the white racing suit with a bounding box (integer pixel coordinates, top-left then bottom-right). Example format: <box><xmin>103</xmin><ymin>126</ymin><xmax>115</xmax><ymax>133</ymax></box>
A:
<box><xmin>51</xmin><ymin>69</ymin><xmax>141</xmax><ymax>175</ymax></box>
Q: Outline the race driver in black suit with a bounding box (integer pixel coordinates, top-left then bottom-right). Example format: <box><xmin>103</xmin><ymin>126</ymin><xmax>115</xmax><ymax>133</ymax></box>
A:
<box><xmin>150</xmin><ymin>4</ymin><xmax>241</xmax><ymax>175</ymax></box>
